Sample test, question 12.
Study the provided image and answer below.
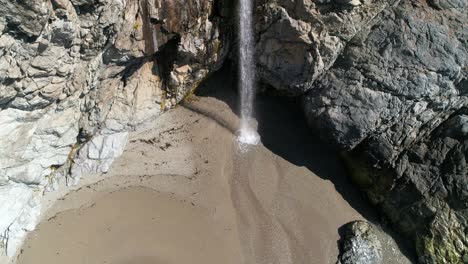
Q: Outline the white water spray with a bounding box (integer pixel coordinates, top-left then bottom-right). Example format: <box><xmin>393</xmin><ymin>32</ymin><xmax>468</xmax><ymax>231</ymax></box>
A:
<box><xmin>237</xmin><ymin>0</ymin><xmax>260</xmax><ymax>149</ymax></box>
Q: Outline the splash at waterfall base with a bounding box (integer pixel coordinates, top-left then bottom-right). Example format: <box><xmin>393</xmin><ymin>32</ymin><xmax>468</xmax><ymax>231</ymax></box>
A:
<box><xmin>236</xmin><ymin>121</ymin><xmax>261</xmax><ymax>152</ymax></box>
<box><xmin>15</xmin><ymin>95</ymin><xmax>412</xmax><ymax>264</ymax></box>
<box><xmin>237</xmin><ymin>0</ymin><xmax>260</xmax><ymax>150</ymax></box>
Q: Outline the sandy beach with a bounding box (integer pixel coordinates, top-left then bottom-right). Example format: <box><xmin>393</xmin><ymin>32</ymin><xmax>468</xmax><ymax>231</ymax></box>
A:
<box><xmin>14</xmin><ymin>74</ymin><xmax>413</xmax><ymax>264</ymax></box>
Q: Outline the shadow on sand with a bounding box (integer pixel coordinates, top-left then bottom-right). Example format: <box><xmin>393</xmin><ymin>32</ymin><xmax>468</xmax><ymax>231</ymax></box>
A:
<box><xmin>196</xmin><ymin>61</ymin><xmax>417</xmax><ymax>262</ymax></box>
<box><xmin>196</xmin><ymin>61</ymin><xmax>375</xmax><ymax>220</ymax></box>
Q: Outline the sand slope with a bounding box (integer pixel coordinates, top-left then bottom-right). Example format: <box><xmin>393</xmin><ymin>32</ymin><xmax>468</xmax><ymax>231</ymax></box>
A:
<box><xmin>16</xmin><ymin>96</ymin><xmax>412</xmax><ymax>264</ymax></box>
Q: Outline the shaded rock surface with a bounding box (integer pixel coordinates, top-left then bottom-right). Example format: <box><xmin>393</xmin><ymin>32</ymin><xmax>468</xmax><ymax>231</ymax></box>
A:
<box><xmin>0</xmin><ymin>0</ymin><xmax>228</xmax><ymax>256</ymax></box>
<box><xmin>255</xmin><ymin>0</ymin><xmax>467</xmax><ymax>263</ymax></box>
<box><xmin>338</xmin><ymin>220</ymin><xmax>382</xmax><ymax>264</ymax></box>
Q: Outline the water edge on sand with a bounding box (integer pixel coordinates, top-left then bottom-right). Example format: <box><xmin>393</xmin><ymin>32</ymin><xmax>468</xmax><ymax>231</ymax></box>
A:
<box><xmin>15</xmin><ymin>95</ymin><xmax>413</xmax><ymax>264</ymax></box>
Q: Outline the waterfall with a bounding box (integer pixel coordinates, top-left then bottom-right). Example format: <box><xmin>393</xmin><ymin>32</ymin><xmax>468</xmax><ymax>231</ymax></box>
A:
<box><xmin>237</xmin><ymin>0</ymin><xmax>260</xmax><ymax>148</ymax></box>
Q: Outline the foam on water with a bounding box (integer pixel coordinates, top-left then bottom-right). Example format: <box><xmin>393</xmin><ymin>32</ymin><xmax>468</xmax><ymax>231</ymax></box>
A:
<box><xmin>236</xmin><ymin>125</ymin><xmax>260</xmax><ymax>153</ymax></box>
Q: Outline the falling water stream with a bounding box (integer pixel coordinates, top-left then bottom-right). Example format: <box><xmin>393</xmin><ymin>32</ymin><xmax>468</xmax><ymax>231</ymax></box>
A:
<box><xmin>237</xmin><ymin>0</ymin><xmax>260</xmax><ymax>148</ymax></box>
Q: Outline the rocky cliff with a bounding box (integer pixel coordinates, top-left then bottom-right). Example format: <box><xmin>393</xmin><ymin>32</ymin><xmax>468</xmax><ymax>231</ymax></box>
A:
<box><xmin>0</xmin><ymin>0</ymin><xmax>228</xmax><ymax>256</ymax></box>
<box><xmin>0</xmin><ymin>0</ymin><xmax>466</xmax><ymax>263</ymax></box>
<box><xmin>254</xmin><ymin>0</ymin><xmax>466</xmax><ymax>263</ymax></box>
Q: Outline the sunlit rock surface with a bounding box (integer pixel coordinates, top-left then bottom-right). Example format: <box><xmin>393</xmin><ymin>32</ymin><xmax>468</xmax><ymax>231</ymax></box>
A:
<box><xmin>256</xmin><ymin>0</ymin><xmax>399</xmax><ymax>95</ymax></box>
<box><xmin>0</xmin><ymin>0</ymin><xmax>228</xmax><ymax>256</ymax></box>
<box><xmin>338</xmin><ymin>221</ymin><xmax>383</xmax><ymax>264</ymax></box>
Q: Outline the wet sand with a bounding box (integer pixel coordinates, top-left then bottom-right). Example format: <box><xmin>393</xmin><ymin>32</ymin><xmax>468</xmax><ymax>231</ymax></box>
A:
<box><xmin>15</xmin><ymin>76</ymin><xmax>413</xmax><ymax>264</ymax></box>
<box><xmin>18</xmin><ymin>187</ymin><xmax>240</xmax><ymax>264</ymax></box>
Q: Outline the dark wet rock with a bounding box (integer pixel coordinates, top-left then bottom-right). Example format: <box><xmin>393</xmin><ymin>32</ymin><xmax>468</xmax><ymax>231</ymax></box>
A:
<box><xmin>254</xmin><ymin>0</ymin><xmax>467</xmax><ymax>263</ymax></box>
<box><xmin>338</xmin><ymin>220</ymin><xmax>383</xmax><ymax>264</ymax></box>
<box><xmin>299</xmin><ymin>1</ymin><xmax>467</xmax><ymax>263</ymax></box>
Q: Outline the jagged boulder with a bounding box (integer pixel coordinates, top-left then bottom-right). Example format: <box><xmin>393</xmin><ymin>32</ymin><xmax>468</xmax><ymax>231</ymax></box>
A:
<box><xmin>337</xmin><ymin>221</ymin><xmax>383</xmax><ymax>264</ymax></box>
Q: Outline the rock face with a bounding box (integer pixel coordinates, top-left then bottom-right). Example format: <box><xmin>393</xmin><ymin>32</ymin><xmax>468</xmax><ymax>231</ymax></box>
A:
<box><xmin>254</xmin><ymin>0</ymin><xmax>467</xmax><ymax>263</ymax></box>
<box><xmin>0</xmin><ymin>0</ymin><xmax>466</xmax><ymax>263</ymax></box>
<box><xmin>338</xmin><ymin>221</ymin><xmax>383</xmax><ymax>264</ymax></box>
<box><xmin>0</xmin><ymin>0</ymin><xmax>228</xmax><ymax>256</ymax></box>
<box><xmin>256</xmin><ymin>0</ymin><xmax>399</xmax><ymax>95</ymax></box>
